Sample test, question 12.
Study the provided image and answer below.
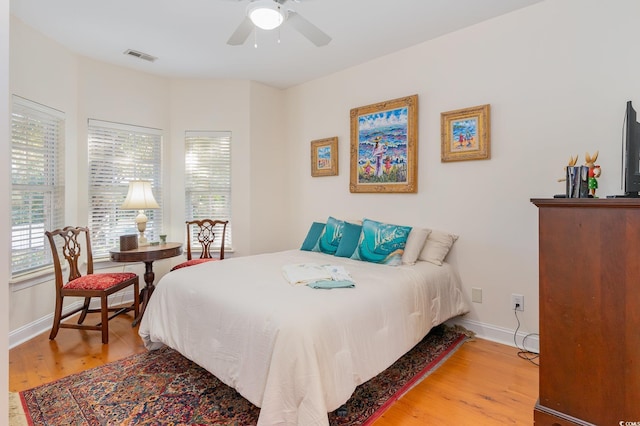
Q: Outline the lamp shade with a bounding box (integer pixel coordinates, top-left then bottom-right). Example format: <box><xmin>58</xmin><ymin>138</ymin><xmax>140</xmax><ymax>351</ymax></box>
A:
<box><xmin>248</xmin><ymin>0</ymin><xmax>285</xmax><ymax>30</ymax></box>
<box><xmin>121</xmin><ymin>181</ymin><xmax>159</xmax><ymax>210</ymax></box>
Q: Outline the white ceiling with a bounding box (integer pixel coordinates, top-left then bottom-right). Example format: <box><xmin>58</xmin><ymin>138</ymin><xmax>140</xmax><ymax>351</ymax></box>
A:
<box><xmin>10</xmin><ymin>0</ymin><xmax>543</xmax><ymax>89</ymax></box>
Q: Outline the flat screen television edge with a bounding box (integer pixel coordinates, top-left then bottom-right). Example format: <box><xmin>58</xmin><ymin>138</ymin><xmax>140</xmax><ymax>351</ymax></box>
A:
<box><xmin>607</xmin><ymin>100</ymin><xmax>640</xmax><ymax>198</ymax></box>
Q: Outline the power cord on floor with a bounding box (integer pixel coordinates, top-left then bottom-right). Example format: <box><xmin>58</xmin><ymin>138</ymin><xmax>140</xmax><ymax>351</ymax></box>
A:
<box><xmin>513</xmin><ymin>308</ymin><xmax>540</xmax><ymax>366</ymax></box>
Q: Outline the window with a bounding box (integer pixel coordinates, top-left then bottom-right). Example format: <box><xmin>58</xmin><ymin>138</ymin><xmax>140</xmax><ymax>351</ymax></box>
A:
<box><xmin>11</xmin><ymin>96</ymin><xmax>65</xmax><ymax>277</ymax></box>
<box><xmin>185</xmin><ymin>131</ymin><xmax>232</xmax><ymax>249</ymax></box>
<box><xmin>88</xmin><ymin>120</ymin><xmax>163</xmax><ymax>258</ymax></box>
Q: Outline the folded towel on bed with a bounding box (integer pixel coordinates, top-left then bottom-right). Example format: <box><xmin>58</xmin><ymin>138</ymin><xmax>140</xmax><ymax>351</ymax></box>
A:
<box><xmin>282</xmin><ymin>263</ymin><xmax>355</xmax><ymax>288</ymax></box>
<box><xmin>282</xmin><ymin>263</ymin><xmax>332</xmax><ymax>285</ymax></box>
<box><xmin>307</xmin><ymin>280</ymin><xmax>355</xmax><ymax>289</ymax></box>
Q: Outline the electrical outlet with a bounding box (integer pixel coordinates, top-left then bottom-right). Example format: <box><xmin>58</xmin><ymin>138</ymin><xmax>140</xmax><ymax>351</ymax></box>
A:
<box><xmin>512</xmin><ymin>294</ymin><xmax>524</xmax><ymax>311</ymax></box>
<box><xmin>471</xmin><ymin>287</ymin><xmax>482</xmax><ymax>303</ymax></box>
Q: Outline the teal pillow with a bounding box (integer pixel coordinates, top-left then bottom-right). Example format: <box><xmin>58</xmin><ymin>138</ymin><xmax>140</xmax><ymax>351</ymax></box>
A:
<box><xmin>301</xmin><ymin>222</ymin><xmax>325</xmax><ymax>251</ymax></box>
<box><xmin>334</xmin><ymin>222</ymin><xmax>362</xmax><ymax>257</ymax></box>
<box><xmin>351</xmin><ymin>218</ymin><xmax>412</xmax><ymax>266</ymax></box>
<box><xmin>312</xmin><ymin>216</ymin><xmax>345</xmax><ymax>255</ymax></box>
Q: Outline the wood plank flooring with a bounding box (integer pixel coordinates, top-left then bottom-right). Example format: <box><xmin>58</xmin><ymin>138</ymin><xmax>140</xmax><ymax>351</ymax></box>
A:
<box><xmin>9</xmin><ymin>314</ymin><xmax>539</xmax><ymax>425</ymax></box>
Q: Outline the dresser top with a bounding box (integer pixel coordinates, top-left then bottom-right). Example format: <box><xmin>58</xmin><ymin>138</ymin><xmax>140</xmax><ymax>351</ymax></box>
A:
<box><xmin>531</xmin><ymin>198</ymin><xmax>640</xmax><ymax>208</ymax></box>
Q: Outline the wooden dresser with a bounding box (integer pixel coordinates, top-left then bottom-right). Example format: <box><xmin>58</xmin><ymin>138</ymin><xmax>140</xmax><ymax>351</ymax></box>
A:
<box><xmin>531</xmin><ymin>198</ymin><xmax>640</xmax><ymax>426</ymax></box>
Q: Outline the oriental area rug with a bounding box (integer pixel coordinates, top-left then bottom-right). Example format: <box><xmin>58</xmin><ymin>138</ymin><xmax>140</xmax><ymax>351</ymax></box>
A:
<box><xmin>13</xmin><ymin>325</ymin><xmax>470</xmax><ymax>426</ymax></box>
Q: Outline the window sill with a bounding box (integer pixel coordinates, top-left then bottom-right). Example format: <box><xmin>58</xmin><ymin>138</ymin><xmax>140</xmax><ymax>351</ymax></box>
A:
<box><xmin>10</xmin><ymin>268</ymin><xmax>56</xmax><ymax>292</ymax></box>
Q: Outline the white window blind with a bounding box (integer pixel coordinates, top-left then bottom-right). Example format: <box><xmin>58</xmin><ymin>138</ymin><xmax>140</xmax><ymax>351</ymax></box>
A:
<box><xmin>185</xmin><ymin>131</ymin><xmax>232</xmax><ymax>249</ymax></box>
<box><xmin>88</xmin><ymin>119</ymin><xmax>163</xmax><ymax>258</ymax></box>
<box><xmin>11</xmin><ymin>96</ymin><xmax>65</xmax><ymax>276</ymax></box>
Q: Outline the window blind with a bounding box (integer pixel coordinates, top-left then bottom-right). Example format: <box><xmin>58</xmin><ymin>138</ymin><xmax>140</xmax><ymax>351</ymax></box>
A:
<box><xmin>88</xmin><ymin>119</ymin><xmax>163</xmax><ymax>258</ymax></box>
<box><xmin>185</xmin><ymin>131</ymin><xmax>232</xmax><ymax>249</ymax></box>
<box><xmin>11</xmin><ymin>96</ymin><xmax>65</xmax><ymax>276</ymax></box>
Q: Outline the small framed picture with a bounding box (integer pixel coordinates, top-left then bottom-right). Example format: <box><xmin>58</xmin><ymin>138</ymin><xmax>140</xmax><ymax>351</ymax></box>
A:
<box><xmin>311</xmin><ymin>137</ymin><xmax>338</xmax><ymax>177</ymax></box>
<box><xmin>441</xmin><ymin>104</ymin><xmax>491</xmax><ymax>162</ymax></box>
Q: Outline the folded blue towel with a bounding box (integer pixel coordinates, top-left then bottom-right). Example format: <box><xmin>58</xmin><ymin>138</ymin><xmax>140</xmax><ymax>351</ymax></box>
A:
<box><xmin>308</xmin><ymin>280</ymin><xmax>355</xmax><ymax>289</ymax></box>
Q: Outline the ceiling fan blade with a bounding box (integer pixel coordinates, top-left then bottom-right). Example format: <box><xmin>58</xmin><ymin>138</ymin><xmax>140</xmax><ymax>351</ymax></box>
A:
<box><xmin>227</xmin><ymin>17</ymin><xmax>254</xmax><ymax>46</ymax></box>
<box><xmin>287</xmin><ymin>11</ymin><xmax>331</xmax><ymax>47</ymax></box>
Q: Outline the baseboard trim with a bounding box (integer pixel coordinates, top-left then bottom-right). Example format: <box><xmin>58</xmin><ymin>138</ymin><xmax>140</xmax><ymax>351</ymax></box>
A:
<box><xmin>9</xmin><ymin>289</ymin><xmax>137</xmax><ymax>349</ymax></box>
<box><xmin>11</xmin><ymin>302</ymin><xmax>539</xmax><ymax>353</ymax></box>
<box><xmin>446</xmin><ymin>317</ymin><xmax>539</xmax><ymax>354</ymax></box>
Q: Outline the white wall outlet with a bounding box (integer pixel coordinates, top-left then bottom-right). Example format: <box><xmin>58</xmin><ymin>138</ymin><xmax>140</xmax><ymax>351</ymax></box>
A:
<box><xmin>471</xmin><ymin>287</ymin><xmax>482</xmax><ymax>303</ymax></box>
<box><xmin>512</xmin><ymin>293</ymin><xmax>524</xmax><ymax>311</ymax></box>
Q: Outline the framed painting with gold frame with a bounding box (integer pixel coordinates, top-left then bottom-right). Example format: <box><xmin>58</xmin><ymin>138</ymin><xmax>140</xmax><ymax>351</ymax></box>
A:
<box><xmin>349</xmin><ymin>94</ymin><xmax>418</xmax><ymax>193</ymax></box>
<box><xmin>441</xmin><ymin>104</ymin><xmax>491</xmax><ymax>162</ymax></box>
<box><xmin>311</xmin><ymin>137</ymin><xmax>338</xmax><ymax>177</ymax></box>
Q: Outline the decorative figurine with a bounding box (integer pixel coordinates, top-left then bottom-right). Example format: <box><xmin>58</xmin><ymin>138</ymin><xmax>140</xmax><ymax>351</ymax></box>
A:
<box><xmin>584</xmin><ymin>151</ymin><xmax>601</xmax><ymax>197</ymax></box>
<box><xmin>558</xmin><ymin>155</ymin><xmax>578</xmax><ymax>183</ymax></box>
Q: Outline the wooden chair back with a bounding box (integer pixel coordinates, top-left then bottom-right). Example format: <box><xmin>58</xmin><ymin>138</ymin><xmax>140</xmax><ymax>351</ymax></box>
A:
<box><xmin>186</xmin><ymin>219</ymin><xmax>228</xmax><ymax>260</ymax></box>
<box><xmin>47</xmin><ymin>226</ymin><xmax>94</xmax><ymax>288</ymax></box>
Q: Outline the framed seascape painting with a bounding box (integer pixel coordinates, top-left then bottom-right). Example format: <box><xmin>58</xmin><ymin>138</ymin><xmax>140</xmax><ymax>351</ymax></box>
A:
<box><xmin>311</xmin><ymin>137</ymin><xmax>338</xmax><ymax>177</ymax></box>
<box><xmin>441</xmin><ymin>104</ymin><xmax>491</xmax><ymax>162</ymax></box>
<box><xmin>349</xmin><ymin>95</ymin><xmax>418</xmax><ymax>193</ymax></box>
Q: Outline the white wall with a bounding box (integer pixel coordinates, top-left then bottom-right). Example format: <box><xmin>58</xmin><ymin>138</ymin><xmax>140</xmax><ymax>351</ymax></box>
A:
<box><xmin>248</xmin><ymin>81</ymin><xmax>289</xmax><ymax>254</ymax></box>
<box><xmin>283</xmin><ymin>0</ymin><xmax>640</xmax><ymax>343</ymax></box>
<box><xmin>2</xmin><ymin>0</ymin><xmax>11</xmax><ymax>416</ymax></box>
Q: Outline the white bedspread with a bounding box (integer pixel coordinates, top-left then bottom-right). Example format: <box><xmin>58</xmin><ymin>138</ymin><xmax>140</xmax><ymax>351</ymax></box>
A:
<box><xmin>139</xmin><ymin>249</ymin><xmax>468</xmax><ymax>426</ymax></box>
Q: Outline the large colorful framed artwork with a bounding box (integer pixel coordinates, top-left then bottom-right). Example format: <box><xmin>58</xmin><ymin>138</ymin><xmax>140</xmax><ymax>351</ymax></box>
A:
<box><xmin>441</xmin><ymin>104</ymin><xmax>491</xmax><ymax>162</ymax></box>
<box><xmin>349</xmin><ymin>95</ymin><xmax>418</xmax><ymax>193</ymax></box>
<box><xmin>311</xmin><ymin>137</ymin><xmax>338</xmax><ymax>177</ymax></box>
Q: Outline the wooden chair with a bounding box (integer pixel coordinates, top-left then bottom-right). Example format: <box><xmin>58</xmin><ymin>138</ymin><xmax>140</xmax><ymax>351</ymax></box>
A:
<box><xmin>171</xmin><ymin>219</ymin><xmax>228</xmax><ymax>271</ymax></box>
<box><xmin>46</xmin><ymin>226</ymin><xmax>140</xmax><ymax>344</ymax></box>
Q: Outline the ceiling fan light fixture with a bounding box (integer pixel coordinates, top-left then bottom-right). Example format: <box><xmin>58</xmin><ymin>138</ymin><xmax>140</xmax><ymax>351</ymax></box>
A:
<box><xmin>247</xmin><ymin>0</ymin><xmax>285</xmax><ymax>30</ymax></box>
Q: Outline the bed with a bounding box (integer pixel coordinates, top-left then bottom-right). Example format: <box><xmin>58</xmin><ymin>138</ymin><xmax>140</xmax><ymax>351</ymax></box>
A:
<box><xmin>139</xmin><ymin>248</ymin><xmax>468</xmax><ymax>425</ymax></box>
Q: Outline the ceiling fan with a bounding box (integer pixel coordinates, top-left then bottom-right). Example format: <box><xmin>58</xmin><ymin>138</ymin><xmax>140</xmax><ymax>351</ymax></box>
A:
<box><xmin>226</xmin><ymin>0</ymin><xmax>331</xmax><ymax>47</ymax></box>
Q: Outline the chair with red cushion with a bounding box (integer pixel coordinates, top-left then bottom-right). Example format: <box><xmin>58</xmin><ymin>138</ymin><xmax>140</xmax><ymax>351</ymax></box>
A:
<box><xmin>171</xmin><ymin>219</ymin><xmax>228</xmax><ymax>271</ymax></box>
<box><xmin>46</xmin><ymin>226</ymin><xmax>140</xmax><ymax>344</ymax></box>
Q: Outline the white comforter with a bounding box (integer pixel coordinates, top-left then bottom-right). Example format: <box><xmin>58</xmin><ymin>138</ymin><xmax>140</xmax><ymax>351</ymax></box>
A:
<box><xmin>139</xmin><ymin>249</ymin><xmax>468</xmax><ymax>426</ymax></box>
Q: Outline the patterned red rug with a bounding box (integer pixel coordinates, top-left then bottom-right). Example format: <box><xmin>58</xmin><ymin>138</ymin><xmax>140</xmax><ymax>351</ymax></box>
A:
<box><xmin>18</xmin><ymin>325</ymin><xmax>467</xmax><ymax>425</ymax></box>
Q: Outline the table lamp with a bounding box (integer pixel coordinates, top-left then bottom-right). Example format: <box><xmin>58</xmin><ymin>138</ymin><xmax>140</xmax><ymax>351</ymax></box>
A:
<box><xmin>121</xmin><ymin>180</ymin><xmax>159</xmax><ymax>246</ymax></box>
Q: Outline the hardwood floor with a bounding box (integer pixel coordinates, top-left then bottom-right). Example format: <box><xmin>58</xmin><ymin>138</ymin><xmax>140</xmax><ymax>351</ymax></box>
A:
<box><xmin>374</xmin><ymin>336</ymin><xmax>539</xmax><ymax>425</ymax></box>
<box><xmin>9</xmin><ymin>314</ymin><xmax>539</xmax><ymax>425</ymax></box>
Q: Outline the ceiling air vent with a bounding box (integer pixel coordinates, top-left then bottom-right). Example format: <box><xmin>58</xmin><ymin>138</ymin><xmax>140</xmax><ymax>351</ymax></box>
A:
<box><xmin>123</xmin><ymin>49</ymin><xmax>157</xmax><ymax>63</ymax></box>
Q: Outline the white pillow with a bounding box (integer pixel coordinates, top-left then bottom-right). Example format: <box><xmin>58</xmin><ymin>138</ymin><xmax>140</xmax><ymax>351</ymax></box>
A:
<box><xmin>402</xmin><ymin>227</ymin><xmax>431</xmax><ymax>265</ymax></box>
<box><xmin>342</xmin><ymin>218</ymin><xmax>363</xmax><ymax>225</ymax></box>
<box><xmin>419</xmin><ymin>229</ymin><xmax>459</xmax><ymax>266</ymax></box>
